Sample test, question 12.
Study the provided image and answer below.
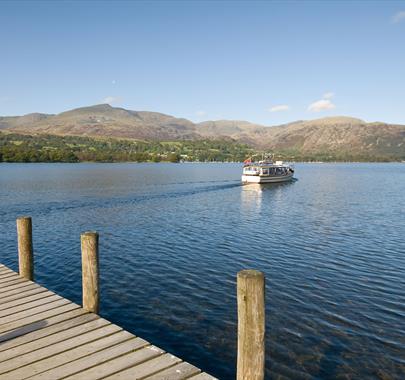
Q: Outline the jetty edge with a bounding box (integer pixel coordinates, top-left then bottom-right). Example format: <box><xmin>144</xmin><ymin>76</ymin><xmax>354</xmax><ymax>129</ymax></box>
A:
<box><xmin>0</xmin><ymin>216</ymin><xmax>266</xmax><ymax>379</ymax></box>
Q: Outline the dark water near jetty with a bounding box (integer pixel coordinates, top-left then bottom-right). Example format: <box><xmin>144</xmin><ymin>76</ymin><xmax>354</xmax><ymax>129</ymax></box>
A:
<box><xmin>0</xmin><ymin>163</ymin><xmax>404</xmax><ymax>379</ymax></box>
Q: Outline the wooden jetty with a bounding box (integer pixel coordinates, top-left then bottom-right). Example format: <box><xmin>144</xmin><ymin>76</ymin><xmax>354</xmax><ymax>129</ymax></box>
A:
<box><xmin>0</xmin><ymin>263</ymin><xmax>215</xmax><ymax>379</ymax></box>
<box><xmin>0</xmin><ymin>217</ymin><xmax>266</xmax><ymax>379</ymax></box>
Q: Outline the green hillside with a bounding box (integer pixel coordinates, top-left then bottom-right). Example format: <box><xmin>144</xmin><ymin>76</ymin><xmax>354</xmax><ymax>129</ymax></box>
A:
<box><xmin>0</xmin><ymin>133</ymin><xmax>256</xmax><ymax>163</ymax></box>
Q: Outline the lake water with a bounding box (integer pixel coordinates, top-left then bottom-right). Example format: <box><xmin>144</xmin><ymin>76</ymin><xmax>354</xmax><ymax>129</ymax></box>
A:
<box><xmin>0</xmin><ymin>163</ymin><xmax>404</xmax><ymax>379</ymax></box>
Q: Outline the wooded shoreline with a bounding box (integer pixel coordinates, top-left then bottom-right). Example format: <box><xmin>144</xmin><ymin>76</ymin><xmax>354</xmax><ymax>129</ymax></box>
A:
<box><xmin>1</xmin><ymin>132</ymin><xmax>403</xmax><ymax>163</ymax></box>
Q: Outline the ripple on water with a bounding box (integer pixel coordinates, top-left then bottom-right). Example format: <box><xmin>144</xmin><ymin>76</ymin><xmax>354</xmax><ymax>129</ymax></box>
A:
<box><xmin>0</xmin><ymin>163</ymin><xmax>404</xmax><ymax>379</ymax></box>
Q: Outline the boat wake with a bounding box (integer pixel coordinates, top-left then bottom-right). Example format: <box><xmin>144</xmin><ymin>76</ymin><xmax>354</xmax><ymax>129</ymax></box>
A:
<box><xmin>4</xmin><ymin>180</ymin><xmax>242</xmax><ymax>219</ymax></box>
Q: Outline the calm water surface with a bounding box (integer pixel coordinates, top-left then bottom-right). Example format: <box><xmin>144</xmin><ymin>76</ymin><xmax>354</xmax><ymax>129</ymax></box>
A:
<box><xmin>0</xmin><ymin>163</ymin><xmax>404</xmax><ymax>379</ymax></box>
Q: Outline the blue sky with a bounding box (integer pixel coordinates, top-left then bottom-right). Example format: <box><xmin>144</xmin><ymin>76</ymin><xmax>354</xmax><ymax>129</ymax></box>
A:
<box><xmin>0</xmin><ymin>0</ymin><xmax>404</xmax><ymax>125</ymax></box>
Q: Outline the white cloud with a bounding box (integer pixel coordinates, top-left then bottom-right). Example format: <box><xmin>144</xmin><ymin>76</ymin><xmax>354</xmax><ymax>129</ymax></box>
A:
<box><xmin>392</xmin><ymin>11</ymin><xmax>405</xmax><ymax>23</ymax></box>
<box><xmin>308</xmin><ymin>92</ymin><xmax>336</xmax><ymax>112</ymax></box>
<box><xmin>195</xmin><ymin>110</ymin><xmax>207</xmax><ymax>117</ymax></box>
<box><xmin>269</xmin><ymin>104</ymin><xmax>290</xmax><ymax>112</ymax></box>
<box><xmin>102</xmin><ymin>96</ymin><xmax>122</xmax><ymax>104</ymax></box>
<box><xmin>308</xmin><ymin>99</ymin><xmax>336</xmax><ymax>112</ymax></box>
<box><xmin>323</xmin><ymin>92</ymin><xmax>334</xmax><ymax>99</ymax></box>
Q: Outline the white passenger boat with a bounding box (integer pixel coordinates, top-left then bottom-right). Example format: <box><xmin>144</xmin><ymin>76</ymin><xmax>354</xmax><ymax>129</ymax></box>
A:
<box><xmin>241</xmin><ymin>157</ymin><xmax>294</xmax><ymax>184</ymax></box>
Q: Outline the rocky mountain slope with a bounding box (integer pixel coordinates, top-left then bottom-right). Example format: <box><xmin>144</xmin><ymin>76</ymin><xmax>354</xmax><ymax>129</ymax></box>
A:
<box><xmin>0</xmin><ymin>104</ymin><xmax>198</xmax><ymax>140</ymax></box>
<box><xmin>1</xmin><ymin>104</ymin><xmax>404</xmax><ymax>159</ymax></box>
<box><xmin>259</xmin><ymin>117</ymin><xmax>405</xmax><ymax>158</ymax></box>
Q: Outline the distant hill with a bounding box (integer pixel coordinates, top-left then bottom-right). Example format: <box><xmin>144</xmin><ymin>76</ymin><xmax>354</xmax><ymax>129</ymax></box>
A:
<box><xmin>0</xmin><ymin>104</ymin><xmax>198</xmax><ymax>141</ymax></box>
<box><xmin>1</xmin><ymin>104</ymin><xmax>404</xmax><ymax>160</ymax></box>
<box><xmin>258</xmin><ymin>117</ymin><xmax>405</xmax><ymax>160</ymax></box>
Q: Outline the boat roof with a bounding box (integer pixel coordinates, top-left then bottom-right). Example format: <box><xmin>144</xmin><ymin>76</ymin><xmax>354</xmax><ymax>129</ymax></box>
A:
<box><xmin>244</xmin><ymin>161</ymin><xmax>289</xmax><ymax>167</ymax></box>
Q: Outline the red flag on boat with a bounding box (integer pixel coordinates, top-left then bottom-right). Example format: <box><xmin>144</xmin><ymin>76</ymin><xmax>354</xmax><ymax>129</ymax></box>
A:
<box><xmin>243</xmin><ymin>158</ymin><xmax>251</xmax><ymax>165</ymax></box>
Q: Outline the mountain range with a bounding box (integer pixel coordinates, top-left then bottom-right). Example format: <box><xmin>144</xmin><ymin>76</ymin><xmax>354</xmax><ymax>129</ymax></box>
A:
<box><xmin>1</xmin><ymin>104</ymin><xmax>404</xmax><ymax>160</ymax></box>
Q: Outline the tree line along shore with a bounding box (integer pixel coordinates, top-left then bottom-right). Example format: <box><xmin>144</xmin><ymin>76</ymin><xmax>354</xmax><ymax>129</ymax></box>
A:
<box><xmin>0</xmin><ymin>132</ymin><xmax>402</xmax><ymax>163</ymax></box>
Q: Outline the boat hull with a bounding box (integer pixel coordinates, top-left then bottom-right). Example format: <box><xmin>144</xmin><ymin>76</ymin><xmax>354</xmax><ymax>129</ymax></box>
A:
<box><xmin>241</xmin><ymin>173</ymin><xmax>294</xmax><ymax>184</ymax></box>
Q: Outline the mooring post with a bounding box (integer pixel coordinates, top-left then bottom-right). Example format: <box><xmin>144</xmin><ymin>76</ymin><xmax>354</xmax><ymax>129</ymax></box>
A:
<box><xmin>237</xmin><ymin>269</ymin><xmax>265</xmax><ymax>380</ymax></box>
<box><xmin>16</xmin><ymin>216</ymin><xmax>34</xmax><ymax>281</ymax></box>
<box><xmin>81</xmin><ymin>231</ymin><xmax>99</xmax><ymax>313</ymax></box>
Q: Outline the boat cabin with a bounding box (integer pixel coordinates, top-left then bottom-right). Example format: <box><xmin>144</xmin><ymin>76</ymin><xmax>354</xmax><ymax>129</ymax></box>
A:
<box><xmin>243</xmin><ymin>164</ymin><xmax>291</xmax><ymax>177</ymax></box>
<box><xmin>241</xmin><ymin>158</ymin><xmax>294</xmax><ymax>183</ymax></box>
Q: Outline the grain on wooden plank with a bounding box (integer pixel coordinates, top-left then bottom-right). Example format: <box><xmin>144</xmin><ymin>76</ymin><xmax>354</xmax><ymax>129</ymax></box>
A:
<box><xmin>0</xmin><ymin>275</ymin><xmax>19</xmax><ymax>283</ymax></box>
<box><xmin>0</xmin><ymin>291</ymin><xmax>56</xmax><ymax>312</ymax></box>
<box><xmin>0</xmin><ymin>281</ymin><xmax>36</xmax><ymax>295</ymax></box>
<box><xmin>0</xmin><ymin>298</ymin><xmax>70</xmax><ymax>326</ymax></box>
<box><xmin>0</xmin><ymin>268</ymin><xmax>17</xmax><ymax>277</ymax></box>
<box><xmin>104</xmin><ymin>353</ymin><xmax>182</xmax><ymax>380</ymax></box>
<box><xmin>0</xmin><ymin>323</ymin><xmax>122</xmax><ymax>375</ymax></box>
<box><xmin>0</xmin><ymin>268</ymin><xmax>17</xmax><ymax>275</ymax></box>
<box><xmin>0</xmin><ymin>278</ymin><xmax>28</xmax><ymax>289</ymax></box>
<box><xmin>64</xmin><ymin>344</ymin><xmax>165</xmax><ymax>380</ymax></box>
<box><xmin>0</xmin><ymin>276</ymin><xmax>16</xmax><ymax>285</ymax></box>
<box><xmin>0</xmin><ymin>269</ymin><xmax>21</xmax><ymax>278</ymax></box>
<box><xmin>0</xmin><ymin>317</ymin><xmax>111</xmax><ymax>362</ymax></box>
<box><xmin>0</xmin><ymin>275</ymin><xmax>22</xmax><ymax>284</ymax></box>
<box><xmin>0</xmin><ymin>266</ymin><xmax>18</xmax><ymax>275</ymax></box>
<box><xmin>0</xmin><ymin>268</ymin><xmax>16</xmax><ymax>274</ymax></box>
<box><xmin>0</xmin><ymin>267</ymin><xmax>16</xmax><ymax>274</ymax></box>
<box><xmin>0</xmin><ymin>272</ymin><xmax>15</xmax><ymax>278</ymax></box>
<box><xmin>0</xmin><ymin>281</ymin><xmax>29</xmax><ymax>292</ymax></box>
<box><xmin>0</xmin><ymin>309</ymin><xmax>91</xmax><ymax>349</ymax></box>
<box><xmin>28</xmin><ymin>336</ymin><xmax>149</xmax><ymax>380</ymax></box>
<box><xmin>1</xmin><ymin>329</ymin><xmax>133</xmax><ymax>379</ymax></box>
<box><xmin>17</xmin><ymin>331</ymin><xmax>134</xmax><ymax>375</ymax></box>
<box><xmin>188</xmin><ymin>373</ymin><xmax>218</xmax><ymax>379</ymax></box>
<box><xmin>0</xmin><ymin>288</ymin><xmax>49</xmax><ymax>309</ymax></box>
<box><xmin>0</xmin><ymin>270</ymin><xmax>22</xmax><ymax>280</ymax></box>
<box><xmin>0</xmin><ymin>303</ymin><xmax>80</xmax><ymax>335</ymax></box>
<box><xmin>0</xmin><ymin>294</ymin><xmax>62</xmax><ymax>318</ymax></box>
<box><xmin>0</xmin><ymin>266</ymin><xmax>14</xmax><ymax>272</ymax></box>
<box><xmin>0</xmin><ymin>273</ymin><xmax>16</xmax><ymax>281</ymax></box>
<box><xmin>143</xmin><ymin>361</ymin><xmax>201</xmax><ymax>380</ymax></box>
<box><xmin>0</xmin><ymin>283</ymin><xmax>40</xmax><ymax>299</ymax></box>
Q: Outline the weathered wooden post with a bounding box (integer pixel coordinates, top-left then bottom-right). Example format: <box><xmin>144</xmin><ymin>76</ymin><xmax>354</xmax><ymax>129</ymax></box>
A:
<box><xmin>237</xmin><ymin>269</ymin><xmax>265</xmax><ymax>380</ymax></box>
<box><xmin>81</xmin><ymin>231</ymin><xmax>99</xmax><ymax>313</ymax></box>
<box><xmin>16</xmin><ymin>216</ymin><xmax>34</xmax><ymax>281</ymax></box>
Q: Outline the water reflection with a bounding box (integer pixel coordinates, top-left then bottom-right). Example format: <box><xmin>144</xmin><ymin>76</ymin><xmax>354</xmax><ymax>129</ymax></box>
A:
<box><xmin>240</xmin><ymin>184</ymin><xmax>263</xmax><ymax>212</ymax></box>
<box><xmin>240</xmin><ymin>181</ymin><xmax>296</xmax><ymax>214</ymax></box>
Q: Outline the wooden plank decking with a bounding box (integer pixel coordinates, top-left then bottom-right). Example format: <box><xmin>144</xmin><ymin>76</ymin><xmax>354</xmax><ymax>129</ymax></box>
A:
<box><xmin>0</xmin><ymin>264</ymin><xmax>217</xmax><ymax>380</ymax></box>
